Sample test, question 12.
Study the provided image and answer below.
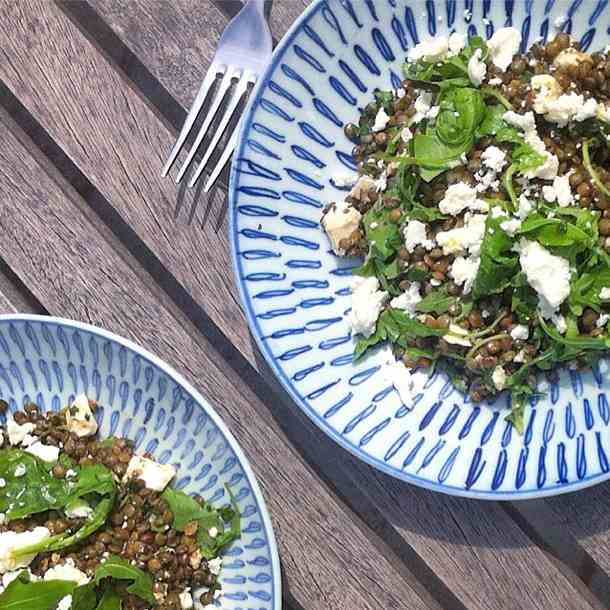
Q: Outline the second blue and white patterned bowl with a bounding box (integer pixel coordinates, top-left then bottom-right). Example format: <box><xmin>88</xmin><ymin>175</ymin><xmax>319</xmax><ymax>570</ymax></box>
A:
<box><xmin>0</xmin><ymin>315</ymin><xmax>280</xmax><ymax>609</ymax></box>
<box><xmin>229</xmin><ymin>0</ymin><xmax>610</xmax><ymax>499</ymax></box>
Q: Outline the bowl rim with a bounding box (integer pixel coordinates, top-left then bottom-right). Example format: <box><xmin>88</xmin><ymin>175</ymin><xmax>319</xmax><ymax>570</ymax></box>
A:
<box><xmin>228</xmin><ymin>0</ymin><xmax>610</xmax><ymax>500</ymax></box>
<box><xmin>0</xmin><ymin>313</ymin><xmax>282</xmax><ymax>605</ymax></box>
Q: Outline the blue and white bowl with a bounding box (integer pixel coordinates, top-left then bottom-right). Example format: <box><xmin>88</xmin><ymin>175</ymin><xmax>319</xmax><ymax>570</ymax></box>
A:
<box><xmin>0</xmin><ymin>315</ymin><xmax>280</xmax><ymax>608</ymax></box>
<box><xmin>229</xmin><ymin>0</ymin><xmax>610</xmax><ymax>499</ymax></box>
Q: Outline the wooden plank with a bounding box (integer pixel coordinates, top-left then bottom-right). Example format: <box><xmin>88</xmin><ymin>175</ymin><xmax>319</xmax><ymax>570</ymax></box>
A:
<box><xmin>0</xmin><ymin>108</ymin><xmax>436</xmax><ymax>610</ymax></box>
<box><xmin>0</xmin><ymin>0</ymin><xmax>255</xmax><ymax>363</ymax></box>
<box><xmin>0</xmin><ymin>4</ymin><xmax>602</xmax><ymax>609</ymax></box>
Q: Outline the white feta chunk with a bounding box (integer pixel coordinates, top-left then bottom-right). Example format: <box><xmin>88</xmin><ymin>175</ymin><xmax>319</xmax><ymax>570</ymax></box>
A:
<box><xmin>64</xmin><ymin>500</ymin><xmax>93</xmax><ymax>520</ymax></box>
<box><xmin>332</xmin><ymin>172</ymin><xmax>357</xmax><ymax>188</ymax></box>
<box><xmin>390</xmin><ymin>282</ymin><xmax>422</xmax><ymax>316</ymax></box>
<box><xmin>487</xmin><ymin>28</ymin><xmax>521</xmax><ymax>71</ymax></box>
<box><xmin>412</xmin><ymin>91</ymin><xmax>439</xmax><ymax>124</ymax></box>
<box><xmin>372</xmin><ymin>107</ymin><xmax>390</xmax><ymax>132</ymax></box>
<box><xmin>123</xmin><ymin>455</ymin><xmax>176</xmax><ymax>492</ymax></box>
<box><xmin>321</xmin><ymin>200</ymin><xmax>362</xmax><ymax>256</ymax></box>
<box><xmin>518</xmin><ymin>239</ymin><xmax>570</xmax><ymax>315</ymax></box>
<box><xmin>25</xmin><ymin>442</ymin><xmax>59</xmax><ymax>463</ymax></box>
<box><xmin>597</xmin><ymin>313</ymin><xmax>609</xmax><ymax>329</ymax></box>
<box><xmin>207</xmin><ymin>557</ymin><xmax>223</xmax><ymax>576</ymax></box>
<box><xmin>600</xmin><ymin>287</ymin><xmax>610</xmax><ymax>300</ymax></box>
<box><xmin>403</xmin><ymin>219</ymin><xmax>435</xmax><ymax>252</ymax></box>
<box><xmin>510</xmin><ymin>324</ymin><xmax>529</xmax><ymax>340</ymax></box>
<box><xmin>492</xmin><ymin>366</ymin><xmax>507</xmax><ymax>390</ymax></box>
<box><xmin>408</xmin><ymin>36</ymin><xmax>449</xmax><ymax>62</ymax></box>
<box><xmin>44</xmin><ymin>559</ymin><xmax>90</xmax><ymax>586</ymax></box>
<box><xmin>6</xmin><ymin>421</ymin><xmax>36</xmax><ymax>447</ymax></box>
<box><xmin>499</xmin><ymin>218</ymin><xmax>522</xmax><ymax>236</ymax></box>
<box><xmin>179</xmin><ymin>589</ymin><xmax>194</xmax><ymax>609</ymax></box>
<box><xmin>436</xmin><ymin>213</ymin><xmax>487</xmax><ymax>256</ymax></box>
<box><xmin>380</xmin><ymin>348</ymin><xmax>415</xmax><ymax>405</ymax></box>
<box><xmin>66</xmin><ymin>394</ymin><xmax>98</xmax><ymax>438</ymax></box>
<box><xmin>57</xmin><ymin>596</ymin><xmax>72</xmax><ymax>610</ymax></box>
<box><xmin>554</xmin><ymin>48</ymin><xmax>593</xmax><ymax>69</ymax></box>
<box><xmin>438</xmin><ymin>182</ymin><xmax>488</xmax><ymax>216</ymax></box>
<box><xmin>468</xmin><ymin>48</ymin><xmax>487</xmax><ymax>86</ymax></box>
<box><xmin>449</xmin><ymin>256</ymin><xmax>480</xmax><ymax>294</ymax></box>
<box><xmin>481</xmin><ymin>146</ymin><xmax>507</xmax><ymax>173</ymax></box>
<box><xmin>448</xmin><ymin>32</ymin><xmax>466</xmax><ymax>54</ymax></box>
<box><xmin>400</xmin><ymin>127</ymin><xmax>413</xmax><ymax>143</ymax></box>
<box><xmin>348</xmin><ymin>276</ymin><xmax>388</xmax><ymax>338</ymax></box>
<box><xmin>0</xmin><ymin>527</ymin><xmax>51</xmax><ymax>574</ymax></box>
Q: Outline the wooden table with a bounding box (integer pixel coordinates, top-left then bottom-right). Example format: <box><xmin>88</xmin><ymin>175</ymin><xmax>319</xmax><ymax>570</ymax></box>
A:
<box><xmin>1</xmin><ymin>2</ymin><xmax>610</xmax><ymax>609</ymax></box>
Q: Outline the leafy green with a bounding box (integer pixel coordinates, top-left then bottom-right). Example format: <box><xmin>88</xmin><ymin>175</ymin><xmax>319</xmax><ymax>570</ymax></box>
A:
<box><xmin>0</xmin><ymin>449</ymin><xmax>115</xmax><ymax>521</ymax></box>
<box><xmin>583</xmin><ymin>139</ymin><xmax>610</xmax><ymax>199</ymax></box>
<box><xmin>477</xmin><ymin>105</ymin><xmax>521</xmax><ymax>143</ymax></box>
<box><xmin>162</xmin><ymin>486</ymin><xmax>241</xmax><ymax>560</ymax></box>
<box><xmin>70</xmin><ymin>583</ymin><xmax>98</xmax><ymax>610</ymax></box>
<box><xmin>502</xmin><ymin>142</ymin><xmax>546</xmax><ymax>208</ymax></box>
<box><xmin>569</xmin><ymin>266</ymin><xmax>610</xmax><ymax>315</ymax></box>
<box><xmin>0</xmin><ymin>571</ymin><xmax>76</xmax><ymax>610</ymax></box>
<box><xmin>539</xmin><ymin>316</ymin><xmax>610</xmax><ymax>350</ymax></box>
<box><xmin>505</xmin><ymin>401</ymin><xmax>526</xmax><ymax>434</ymax></box>
<box><xmin>374</xmin><ymin>89</ymin><xmax>394</xmax><ymax>114</ymax></box>
<box><xmin>93</xmin><ymin>588</ymin><xmax>122</xmax><ymax>610</ymax></box>
<box><xmin>94</xmin><ymin>556</ymin><xmax>155</xmax><ymax>605</ymax></box>
<box><xmin>472</xmin><ymin>215</ymin><xmax>519</xmax><ymax>298</ymax></box>
<box><xmin>415</xmin><ymin>288</ymin><xmax>456</xmax><ymax>314</ymax></box>
<box><xmin>354</xmin><ymin>308</ymin><xmax>446</xmax><ymax>360</ymax></box>
<box><xmin>511</xmin><ymin>273</ymin><xmax>539</xmax><ymax>323</ymax></box>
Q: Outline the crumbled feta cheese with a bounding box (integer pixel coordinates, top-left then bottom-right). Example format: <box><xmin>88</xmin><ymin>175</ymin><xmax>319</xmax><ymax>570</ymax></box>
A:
<box><xmin>14</xmin><ymin>464</ymin><xmax>25</xmax><ymax>477</ymax></box>
<box><xmin>0</xmin><ymin>527</ymin><xmax>51</xmax><ymax>574</ymax></box>
<box><xmin>436</xmin><ymin>213</ymin><xmax>487</xmax><ymax>256</ymax></box>
<box><xmin>6</xmin><ymin>421</ymin><xmax>36</xmax><ymax>447</ymax></box>
<box><xmin>554</xmin><ymin>48</ymin><xmax>593</xmax><ymax>68</ymax></box>
<box><xmin>537</xmin><ymin>91</ymin><xmax>598</xmax><ymax>127</ymax></box>
<box><xmin>488</xmin><ymin>77</ymin><xmax>503</xmax><ymax>86</ymax></box>
<box><xmin>438</xmin><ymin>182</ymin><xmax>488</xmax><ymax>216</ymax></box>
<box><xmin>600</xmin><ymin>287</ymin><xmax>610</xmax><ymax>300</ymax></box>
<box><xmin>381</xmin><ymin>348</ymin><xmax>415</xmax><ymax>405</ymax></box>
<box><xmin>491</xmin><ymin>206</ymin><xmax>506</xmax><ymax>219</ymax></box>
<box><xmin>179</xmin><ymin>589</ymin><xmax>194</xmax><ymax>609</ymax></box>
<box><xmin>517</xmin><ymin>193</ymin><xmax>535</xmax><ymax>219</ymax></box>
<box><xmin>597</xmin><ymin>314</ymin><xmax>609</xmax><ymax>329</ymax></box>
<box><xmin>492</xmin><ymin>366</ymin><xmax>507</xmax><ymax>390</ymax></box>
<box><xmin>349</xmin><ymin>175</ymin><xmax>376</xmax><ymax>200</ymax></box>
<box><xmin>208</xmin><ymin>527</ymin><xmax>218</xmax><ymax>539</ymax></box>
<box><xmin>66</xmin><ymin>394</ymin><xmax>98</xmax><ymax>438</ymax></box>
<box><xmin>0</xmin><ymin>479</ymin><xmax>5</xmax><ymax>488</ymax></box>
<box><xmin>468</xmin><ymin>48</ymin><xmax>487</xmax><ymax>86</ymax></box>
<box><xmin>503</xmin><ymin>110</ymin><xmax>536</xmax><ymax>132</ymax></box>
<box><xmin>403</xmin><ymin>219</ymin><xmax>435</xmax><ymax>252</ymax></box>
<box><xmin>500</xmin><ymin>218</ymin><xmax>522</xmax><ymax>236</ymax></box>
<box><xmin>542</xmin><ymin>173</ymin><xmax>574</xmax><ymax>207</ymax></box>
<box><xmin>395</xmin><ymin>87</ymin><xmax>406</xmax><ymax>98</ymax></box>
<box><xmin>25</xmin><ymin>441</ymin><xmax>59</xmax><ymax>463</ymax></box>
<box><xmin>510</xmin><ymin>324</ymin><xmax>529</xmax><ymax>340</ymax></box>
<box><xmin>207</xmin><ymin>557</ymin><xmax>223</xmax><ymax>576</ymax></box>
<box><xmin>372</xmin><ymin>107</ymin><xmax>390</xmax><ymax>132</ymax></box>
<box><xmin>554</xmin><ymin>14</ymin><xmax>567</xmax><ymax>29</ymax></box>
<box><xmin>408</xmin><ymin>36</ymin><xmax>449</xmax><ymax>62</ymax></box>
<box><xmin>321</xmin><ymin>200</ymin><xmax>362</xmax><ymax>255</ymax></box>
<box><xmin>487</xmin><ymin>28</ymin><xmax>521</xmax><ymax>71</ymax></box>
<box><xmin>450</xmin><ymin>256</ymin><xmax>480</xmax><ymax>294</ymax></box>
<box><xmin>64</xmin><ymin>500</ymin><xmax>93</xmax><ymax>520</ymax></box>
<box><xmin>518</xmin><ymin>239</ymin><xmax>570</xmax><ymax>315</ymax></box>
<box><xmin>390</xmin><ymin>282</ymin><xmax>422</xmax><ymax>315</ymax></box>
<box><xmin>400</xmin><ymin>127</ymin><xmax>413</xmax><ymax>143</ymax></box>
<box><xmin>123</xmin><ymin>456</ymin><xmax>176</xmax><ymax>492</ymax></box>
<box><xmin>553</xmin><ymin>313</ymin><xmax>568</xmax><ymax>334</ymax></box>
<box><xmin>448</xmin><ymin>32</ymin><xmax>466</xmax><ymax>54</ymax></box>
<box><xmin>531</xmin><ymin>74</ymin><xmax>563</xmax><ymax>115</ymax></box>
<box><xmin>514</xmin><ymin>349</ymin><xmax>527</xmax><ymax>363</ymax></box>
<box><xmin>523</xmin><ymin>130</ymin><xmax>559</xmax><ymax>180</ymax></box>
<box><xmin>57</xmin><ymin>596</ymin><xmax>72</xmax><ymax>610</ymax></box>
<box><xmin>332</xmin><ymin>172</ymin><xmax>357</xmax><ymax>188</ymax></box>
<box><xmin>348</xmin><ymin>276</ymin><xmax>388</xmax><ymax>338</ymax></box>
<box><xmin>412</xmin><ymin>91</ymin><xmax>439</xmax><ymax>124</ymax></box>
<box><xmin>44</xmin><ymin>559</ymin><xmax>90</xmax><ymax>586</ymax></box>
<box><xmin>481</xmin><ymin>146</ymin><xmax>507</xmax><ymax>173</ymax></box>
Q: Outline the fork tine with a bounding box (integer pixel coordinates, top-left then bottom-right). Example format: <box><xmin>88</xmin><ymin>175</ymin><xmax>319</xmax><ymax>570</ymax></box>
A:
<box><xmin>203</xmin><ymin>128</ymin><xmax>239</xmax><ymax>193</ymax></box>
<box><xmin>188</xmin><ymin>72</ymin><xmax>254</xmax><ymax>188</ymax></box>
<box><xmin>162</xmin><ymin>64</ymin><xmax>221</xmax><ymax>177</ymax></box>
<box><xmin>175</xmin><ymin>66</ymin><xmax>239</xmax><ymax>184</ymax></box>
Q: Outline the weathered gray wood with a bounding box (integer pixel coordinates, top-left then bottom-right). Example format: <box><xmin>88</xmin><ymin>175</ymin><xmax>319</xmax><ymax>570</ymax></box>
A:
<box><xmin>0</xmin><ymin>0</ymin><xmax>256</xmax><ymax>364</ymax></box>
<box><xmin>1</xmin><ymin>3</ymin><xmax>603</xmax><ymax>609</ymax></box>
<box><xmin>0</xmin><ymin>107</ymin><xmax>437</xmax><ymax>610</ymax></box>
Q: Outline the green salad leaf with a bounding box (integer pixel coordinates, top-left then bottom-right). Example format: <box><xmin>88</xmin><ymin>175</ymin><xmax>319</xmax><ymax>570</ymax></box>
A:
<box><xmin>70</xmin><ymin>583</ymin><xmax>98</xmax><ymax>610</ymax></box>
<box><xmin>0</xmin><ymin>571</ymin><xmax>76</xmax><ymax>610</ymax></box>
<box><xmin>415</xmin><ymin>288</ymin><xmax>456</xmax><ymax>314</ymax></box>
<box><xmin>94</xmin><ymin>556</ymin><xmax>155</xmax><ymax>605</ymax></box>
<box><xmin>472</xmin><ymin>215</ymin><xmax>519</xmax><ymax>299</ymax></box>
<box><xmin>569</xmin><ymin>267</ymin><xmax>610</xmax><ymax>315</ymax></box>
<box><xmin>93</xmin><ymin>589</ymin><xmax>122</xmax><ymax>610</ymax></box>
<box><xmin>162</xmin><ymin>485</ymin><xmax>241</xmax><ymax>560</ymax></box>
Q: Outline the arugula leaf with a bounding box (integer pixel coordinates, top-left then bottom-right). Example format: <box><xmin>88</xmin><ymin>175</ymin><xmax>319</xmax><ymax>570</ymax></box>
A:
<box><xmin>539</xmin><ymin>316</ymin><xmax>610</xmax><ymax>350</ymax></box>
<box><xmin>162</xmin><ymin>486</ymin><xmax>241</xmax><ymax>560</ymax></box>
<box><xmin>354</xmin><ymin>308</ymin><xmax>446</xmax><ymax>360</ymax></box>
<box><xmin>94</xmin><ymin>556</ymin><xmax>155</xmax><ymax>605</ymax></box>
<box><xmin>502</xmin><ymin>142</ymin><xmax>545</xmax><ymax>208</ymax></box>
<box><xmin>0</xmin><ymin>571</ymin><xmax>76</xmax><ymax>610</ymax></box>
<box><xmin>477</xmin><ymin>105</ymin><xmax>521</xmax><ymax>143</ymax></box>
<box><xmin>374</xmin><ymin>89</ymin><xmax>394</xmax><ymax>114</ymax></box>
<box><xmin>511</xmin><ymin>273</ymin><xmax>539</xmax><ymax>323</ymax></box>
<box><xmin>569</xmin><ymin>267</ymin><xmax>610</xmax><ymax>315</ymax></box>
<box><xmin>0</xmin><ymin>449</ymin><xmax>116</xmax><ymax>521</ymax></box>
<box><xmin>505</xmin><ymin>401</ymin><xmax>526</xmax><ymax>434</ymax></box>
<box><xmin>362</xmin><ymin>207</ymin><xmax>402</xmax><ymax>261</ymax></box>
<box><xmin>70</xmin><ymin>583</ymin><xmax>98</xmax><ymax>610</ymax></box>
<box><xmin>94</xmin><ymin>588</ymin><xmax>122</xmax><ymax>610</ymax></box>
<box><xmin>415</xmin><ymin>288</ymin><xmax>456</xmax><ymax>314</ymax></box>
<box><xmin>406</xmin><ymin>204</ymin><xmax>448</xmax><ymax>222</ymax></box>
<box><xmin>472</xmin><ymin>215</ymin><xmax>519</xmax><ymax>299</ymax></box>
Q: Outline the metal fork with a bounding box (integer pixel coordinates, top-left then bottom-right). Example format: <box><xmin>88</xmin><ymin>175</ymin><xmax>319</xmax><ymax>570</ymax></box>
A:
<box><xmin>162</xmin><ymin>0</ymin><xmax>272</xmax><ymax>191</ymax></box>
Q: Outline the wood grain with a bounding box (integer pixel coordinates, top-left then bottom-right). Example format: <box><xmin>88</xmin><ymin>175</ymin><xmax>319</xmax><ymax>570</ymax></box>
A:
<box><xmin>0</xmin><ymin>3</ymin><xmax>603</xmax><ymax>609</ymax></box>
<box><xmin>0</xmin><ymin>0</ymin><xmax>255</xmax><ymax>363</ymax></box>
<box><xmin>0</xmin><ymin>107</ymin><xmax>438</xmax><ymax>610</ymax></box>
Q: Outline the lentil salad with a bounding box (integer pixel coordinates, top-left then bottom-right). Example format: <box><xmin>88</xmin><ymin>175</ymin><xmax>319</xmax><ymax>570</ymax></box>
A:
<box><xmin>0</xmin><ymin>395</ymin><xmax>240</xmax><ymax>610</ymax></box>
<box><xmin>322</xmin><ymin>29</ymin><xmax>610</xmax><ymax>430</ymax></box>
